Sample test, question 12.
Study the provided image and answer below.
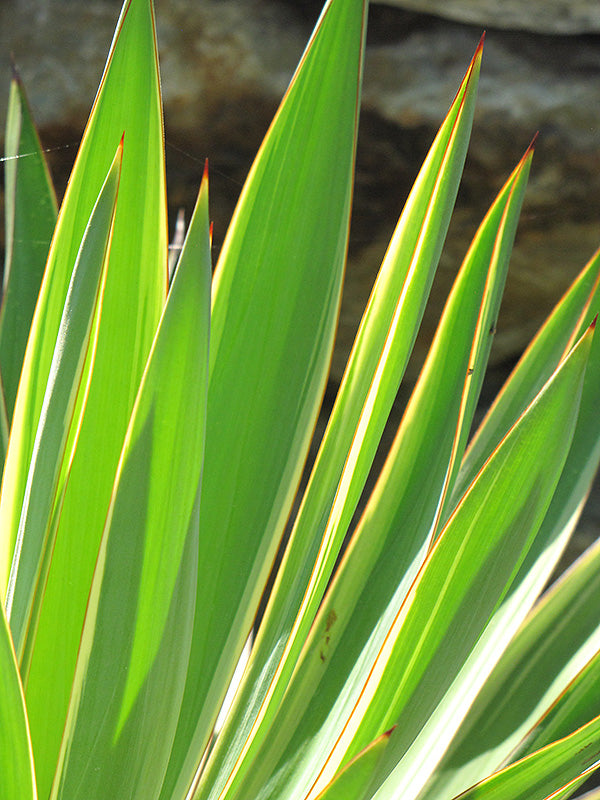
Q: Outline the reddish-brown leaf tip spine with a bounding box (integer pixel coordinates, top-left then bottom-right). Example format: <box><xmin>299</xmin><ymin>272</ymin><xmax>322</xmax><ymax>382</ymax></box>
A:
<box><xmin>203</xmin><ymin>157</ymin><xmax>209</xmax><ymax>183</ymax></box>
<box><xmin>526</xmin><ymin>131</ymin><xmax>539</xmax><ymax>154</ymax></box>
<box><xmin>591</xmin><ymin>313</ymin><xmax>598</xmax><ymax>331</ymax></box>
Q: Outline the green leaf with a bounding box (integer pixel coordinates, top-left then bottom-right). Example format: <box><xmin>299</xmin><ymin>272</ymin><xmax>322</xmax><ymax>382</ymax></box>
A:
<box><xmin>221</xmin><ymin>140</ymin><xmax>533</xmax><ymax>800</ymax></box>
<box><xmin>354</xmin><ymin>329</ymin><xmax>595</xmax><ymax>800</ymax></box>
<box><xmin>6</xmin><ymin>142</ymin><xmax>123</xmax><ymax>674</ymax></box>
<box><xmin>422</xmin><ymin>512</ymin><xmax>600</xmax><ymax>800</ymax></box>
<box><xmin>196</xmin><ymin>37</ymin><xmax>484</xmax><ymax>800</ymax></box>
<box><xmin>448</xmin><ymin>246</ymin><xmax>600</xmax><ymax>512</ymax></box>
<box><xmin>0</xmin><ymin>2</ymin><xmax>170</xmax><ymax>794</ymax></box>
<box><xmin>0</xmin><ymin>600</ymin><xmax>36</xmax><ymax>800</ymax></box>
<box><xmin>0</xmin><ymin>67</ymin><xmax>57</xmax><ymax>428</ymax></box>
<box><xmin>525</xmin><ymin>648</ymin><xmax>600</xmax><ymax>758</ymax></box>
<box><xmin>419</xmin><ymin>254</ymin><xmax>600</xmax><ymax>800</ymax></box>
<box><xmin>161</xmin><ymin>2</ymin><xmax>369</xmax><ymax>797</ymax></box>
<box><xmin>50</xmin><ymin>170</ymin><xmax>211</xmax><ymax>800</ymax></box>
<box><xmin>454</xmin><ymin>714</ymin><xmax>600</xmax><ymax>800</ymax></box>
<box><xmin>314</xmin><ymin>730</ymin><xmax>394</xmax><ymax>800</ymax></box>
<box><xmin>266</xmin><ymin>322</ymin><xmax>592</xmax><ymax>800</ymax></box>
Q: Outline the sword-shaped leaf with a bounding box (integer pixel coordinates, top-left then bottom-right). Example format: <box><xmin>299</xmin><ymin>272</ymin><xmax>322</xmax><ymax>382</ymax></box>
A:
<box><xmin>314</xmin><ymin>731</ymin><xmax>394</xmax><ymax>800</ymax></box>
<box><xmin>420</xmin><ymin>303</ymin><xmax>600</xmax><ymax>800</ymax></box>
<box><xmin>50</xmin><ymin>170</ymin><xmax>210</xmax><ymax>800</ymax></box>
<box><xmin>161</xmin><ymin>2</ymin><xmax>368</xmax><ymax>797</ymax></box>
<box><xmin>0</xmin><ymin>67</ymin><xmax>57</xmax><ymax>430</ymax></box>
<box><xmin>0</xmin><ymin>601</ymin><xmax>35</xmax><ymax>800</ymax></box>
<box><xmin>448</xmin><ymin>246</ymin><xmax>600</xmax><ymax>512</ymax></box>
<box><xmin>278</xmin><ymin>323</ymin><xmax>592</xmax><ymax>800</ymax></box>
<box><xmin>454</xmin><ymin>714</ymin><xmax>600</xmax><ymax>800</ymax></box>
<box><xmin>197</xmin><ymin>40</ymin><xmax>483</xmax><ymax>800</ymax></box>
<box><xmin>6</xmin><ymin>143</ymin><xmax>122</xmax><ymax>676</ymax></box>
<box><xmin>0</xmin><ymin>2</ymin><xmax>169</xmax><ymax>795</ymax></box>
<box><xmin>219</xmin><ymin>146</ymin><xmax>537</xmax><ymax>800</ymax></box>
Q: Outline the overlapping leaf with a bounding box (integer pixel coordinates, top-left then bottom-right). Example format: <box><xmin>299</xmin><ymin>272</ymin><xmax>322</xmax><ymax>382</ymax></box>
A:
<box><xmin>350</xmin><ymin>326</ymin><xmax>594</xmax><ymax>800</ymax></box>
<box><xmin>315</xmin><ymin>731</ymin><xmax>394</xmax><ymax>800</ymax></box>
<box><xmin>216</xmin><ymin>144</ymin><xmax>538</xmax><ymax>800</ymax></box>
<box><xmin>0</xmin><ymin>68</ymin><xmax>57</xmax><ymax>433</ymax></box>
<box><xmin>420</xmin><ymin>252</ymin><xmax>600</xmax><ymax>800</ymax></box>
<box><xmin>196</xmin><ymin>38</ymin><xmax>483</xmax><ymax>800</ymax></box>
<box><xmin>0</xmin><ymin>2</ymin><xmax>170</xmax><ymax>795</ymax></box>
<box><xmin>455</xmin><ymin>713</ymin><xmax>600</xmax><ymax>800</ymax></box>
<box><xmin>256</xmin><ymin>323</ymin><xmax>591</xmax><ymax>800</ymax></box>
<box><xmin>6</xmin><ymin>143</ymin><xmax>122</xmax><ymax>677</ymax></box>
<box><xmin>0</xmin><ymin>601</ymin><xmax>35</xmax><ymax>800</ymax></box>
<box><xmin>50</xmin><ymin>170</ymin><xmax>210</xmax><ymax>800</ymax></box>
<box><xmin>160</xmin><ymin>2</ymin><xmax>368</xmax><ymax>797</ymax></box>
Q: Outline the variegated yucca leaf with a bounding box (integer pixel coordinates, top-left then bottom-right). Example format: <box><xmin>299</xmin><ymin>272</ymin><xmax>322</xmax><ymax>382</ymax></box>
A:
<box><xmin>1</xmin><ymin>1</ymin><xmax>600</xmax><ymax>800</ymax></box>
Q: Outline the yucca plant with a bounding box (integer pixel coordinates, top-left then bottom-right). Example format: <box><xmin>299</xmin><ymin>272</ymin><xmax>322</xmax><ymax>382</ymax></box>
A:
<box><xmin>2</xmin><ymin>1</ymin><xmax>600</xmax><ymax>799</ymax></box>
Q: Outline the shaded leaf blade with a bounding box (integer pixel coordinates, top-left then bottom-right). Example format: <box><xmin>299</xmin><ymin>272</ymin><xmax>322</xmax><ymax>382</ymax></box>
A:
<box><xmin>0</xmin><ymin>69</ymin><xmax>58</xmax><ymax>425</ymax></box>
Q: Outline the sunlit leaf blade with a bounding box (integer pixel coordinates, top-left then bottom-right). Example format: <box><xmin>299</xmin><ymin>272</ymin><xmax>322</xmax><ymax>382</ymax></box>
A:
<box><xmin>0</xmin><ymin>601</ymin><xmax>36</xmax><ymax>800</ymax></box>
<box><xmin>0</xmin><ymin>1</ymin><xmax>170</xmax><ymax>794</ymax></box>
<box><xmin>50</xmin><ymin>171</ymin><xmax>211</xmax><ymax>800</ymax></box>
<box><xmin>197</xmin><ymin>39</ymin><xmax>484</xmax><ymax>800</ymax></box>
<box><xmin>546</xmin><ymin>773</ymin><xmax>600</xmax><ymax>800</ymax></box>
<box><xmin>314</xmin><ymin>730</ymin><xmax>393</xmax><ymax>800</ymax></box>
<box><xmin>501</xmin><ymin>553</ymin><xmax>600</xmax><ymax>762</ymax></box>
<box><xmin>420</xmin><ymin>311</ymin><xmax>600</xmax><ymax>800</ymax></box>
<box><xmin>454</xmin><ymin>714</ymin><xmax>600</xmax><ymax>800</ymax></box>
<box><xmin>524</xmin><ymin>648</ymin><xmax>600</xmax><ymax>759</ymax></box>
<box><xmin>448</xmin><ymin>246</ymin><xmax>600</xmax><ymax>512</ymax></box>
<box><xmin>218</xmin><ymin>142</ymin><xmax>530</xmax><ymax>800</ymax></box>
<box><xmin>309</xmin><ymin>326</ymin><xmax>593</xmax><ymax>800</ymax></box>
<box><xmin>0</xmin><ymin>67</ymin><xmax>57</xmax><ymax>427</ymax></box>
<box><xmin>161</xmin><ymin>2</ymin><xmax>368</xmax><ymax>797</ymax></box>
<box><xmin>6</xmin><ymin>142</ymin><xmax>122</xmax><ymax>672</ymax></box>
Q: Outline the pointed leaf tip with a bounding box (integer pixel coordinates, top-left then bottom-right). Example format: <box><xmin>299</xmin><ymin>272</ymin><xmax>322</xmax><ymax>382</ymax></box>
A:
<box><xmin>9</xmin><ymin>54</ymin><xmax>20</xmax><ymax>82</ymax></box>
<box><xmin>529</xmin><ymin>131</ymin><xmax>539</xmax><ymax>151</ymax></box>
<box><xmin>203</xmin><ymin>158</ymin><xmax>209</xmax><ymax>183</ymax></box>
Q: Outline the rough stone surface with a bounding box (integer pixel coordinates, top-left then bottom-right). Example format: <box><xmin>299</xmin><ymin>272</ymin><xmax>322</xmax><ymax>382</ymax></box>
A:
<box><xmin>1</xmin><ymin>0</ymin><xmax>600</xmax><ymax>551</ymax></box>
<box><xmin>377</xmin><ymin>0</ymin><xmax>600</xmax><ymax>34</ymax></box>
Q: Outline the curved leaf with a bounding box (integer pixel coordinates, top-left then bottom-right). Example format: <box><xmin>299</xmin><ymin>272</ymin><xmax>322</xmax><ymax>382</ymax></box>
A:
<box><xmin>162</xmin><ymin>2</ymin><xmax>368</xmax><ymax>797</ymax></box>
<box><xmin>0</xmin><ymin>2</ymin><xmax>170</xmax><ymax>794</ymax></box>
<box><xmin>454</xmin><ymin>714</ymin><xmax>600</xmax><ymax>800</ymax></box>
<box><xmin>0</xmin><ymin>67</ymin><xmax>57</xmax><ymax>428</ymax></box>
<box><xmin>309</xmin><ymin>324</ymin><xmax>593</xmax><ymax>800</ymax></box>
<box><xmin>197</xmin><ymin>38</ymin><xmax>484</xmax><ymax>800</ymax></box>
<box><xmin>0</xmin><ymin>601</ymin><xmax>35</xmax><ymax>800</ymax></box>
<box><xmin>51</xmin><ymin>170</ymin><xmax>211</xmax><ymax>800</ymax></box>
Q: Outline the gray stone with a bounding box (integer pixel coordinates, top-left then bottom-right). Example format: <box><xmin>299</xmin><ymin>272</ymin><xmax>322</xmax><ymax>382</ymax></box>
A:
<box><xmin>377</xmin><ymin>0</ymin><xmax>600</xmax><ymax>34</ymax></box>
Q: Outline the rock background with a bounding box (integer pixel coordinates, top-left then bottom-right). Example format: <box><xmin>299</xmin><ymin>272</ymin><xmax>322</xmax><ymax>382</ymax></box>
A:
<box><xmin>1</xmin><ymin>0</ymin><xmax>600</xmax><ymax>558</ymax></box>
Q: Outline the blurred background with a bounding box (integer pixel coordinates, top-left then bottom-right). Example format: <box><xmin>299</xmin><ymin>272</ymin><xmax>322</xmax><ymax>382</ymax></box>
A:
<box><xmin>1</xmin><ymin>0</ymin><xmax>600</xmax><ymax>564</ymax></box>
